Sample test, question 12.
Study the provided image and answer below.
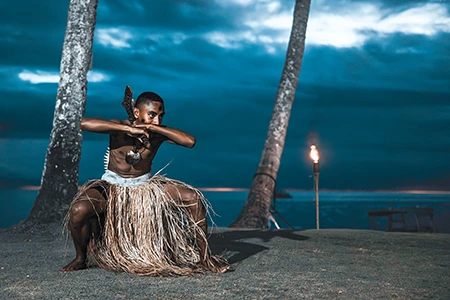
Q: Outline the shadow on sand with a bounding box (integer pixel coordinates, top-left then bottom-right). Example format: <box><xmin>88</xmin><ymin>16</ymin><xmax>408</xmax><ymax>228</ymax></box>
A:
<box><xmin>208</xmin><ymin>229</ymin><xmax>309</xmax><ymax>264</ymax></box>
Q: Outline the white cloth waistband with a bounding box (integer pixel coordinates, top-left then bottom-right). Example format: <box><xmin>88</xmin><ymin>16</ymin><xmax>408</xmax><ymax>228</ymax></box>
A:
<box><xmin>101</xmin><ymin>169</ymin><xmax>152</xmax><ymax>187</ymax></box>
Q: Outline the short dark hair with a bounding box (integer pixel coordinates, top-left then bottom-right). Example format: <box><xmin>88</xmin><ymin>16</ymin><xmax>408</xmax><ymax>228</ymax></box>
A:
<box><xmin>135</xmin><ymin>92</ymin><xmax>164</xmax><ymax>109</ymax></box>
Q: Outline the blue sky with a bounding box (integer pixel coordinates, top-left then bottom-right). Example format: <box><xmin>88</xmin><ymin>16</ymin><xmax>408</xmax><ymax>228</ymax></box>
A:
<box><xmin>0</xmin><ymin>0</ymin><xmax>449</xmax><ymax>190</ymax></box>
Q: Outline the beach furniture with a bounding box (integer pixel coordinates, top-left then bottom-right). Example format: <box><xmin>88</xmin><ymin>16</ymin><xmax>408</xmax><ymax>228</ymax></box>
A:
<box><xmin>368</xmin><ymin>207</ymin><xmax>435</xmax><ymax>233</ymax></box>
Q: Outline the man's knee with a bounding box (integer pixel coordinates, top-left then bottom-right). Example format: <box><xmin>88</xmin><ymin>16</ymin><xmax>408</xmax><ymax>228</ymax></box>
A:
<box><xmin>70</xmin><ymin>200</ymin><xmax>93</xmax><ymax>224</ymax></box>
<box><xmin>181</xmin><ymin>190</ymin><xmax>202</xmax><ymax>206</ymax></box>
<box><xmin>166</xmin><ymin>185</ymin><xmax>205</xmax><ymax>211</ymax></box>
<box><xmin>182</xmin><ymin>190</ymin><xmax>207</xmax><ymax>218</ymax></box>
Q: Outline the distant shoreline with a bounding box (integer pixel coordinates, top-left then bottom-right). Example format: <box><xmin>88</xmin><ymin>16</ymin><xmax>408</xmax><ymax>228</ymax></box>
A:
<box><xmin>1</xmin><ymin>188</ymin><xmax>449</xmax><ymax>230</ymax></box>
<box><xmin>4</xmin><ymin>185</ymin><xmax>450</xmax><ymax>195</ymax></box>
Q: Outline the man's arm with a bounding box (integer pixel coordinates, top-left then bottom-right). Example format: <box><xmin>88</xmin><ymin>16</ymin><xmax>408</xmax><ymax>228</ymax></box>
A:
<box><xmin>135</xmin><ymin>123</ymin><xmax>196</xmax><ymax>148</ymax></box>
<box><xmin>81</xmin><ymin>118</ymin><xmax>149</xmax><ymax>138</ymax></box>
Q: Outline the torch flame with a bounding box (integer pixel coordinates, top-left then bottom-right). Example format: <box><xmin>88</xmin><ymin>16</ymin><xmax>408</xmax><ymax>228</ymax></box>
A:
<box><xmin>310</xmin><ymin>145</ymin><xmax>319</xmax><ymax>163</ymax></box>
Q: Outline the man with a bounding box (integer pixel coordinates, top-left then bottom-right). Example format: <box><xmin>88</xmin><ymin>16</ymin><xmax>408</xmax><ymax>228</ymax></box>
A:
<box><xmin>61</xmin><ymin>91</ymin><xmax>229</xmax><ymax>275</ymax></box>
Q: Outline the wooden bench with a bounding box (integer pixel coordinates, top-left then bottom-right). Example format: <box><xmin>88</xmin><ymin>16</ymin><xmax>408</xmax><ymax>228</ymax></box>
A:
<box><xmin>368</xmin><ymin>207</ymin><xmax>435</xmax><ymax>233</ymax></box>
<box><xmin>402</xmin><ymin>207</ymin><xmax>435</xmax><ymax>233</ymax></box>
<box><xmin>368</xmin><ymin>209</ymin><xmax>407</xmax><ymax>232</ymax></box>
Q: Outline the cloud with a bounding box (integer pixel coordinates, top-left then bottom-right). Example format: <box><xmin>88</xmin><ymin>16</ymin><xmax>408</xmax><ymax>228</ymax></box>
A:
<box><xmin>97</xmin><ymin>28</ymin><xmax>133</xmax><ymax>49</ymax></box>
<box><xmin>377</xmin><ymin>4</ymin><xmax>450</xmax><ymax>35</ymax></box>
<box><xmin>203</xmin><ymin>32</ymin><xmax>243</xmax><ymax>49</ymax></box>
<box><xmin>205</xmin><ymin>1</ymin><xmax>450</xmax><ymax>51</ymax></box>
<box><xmin>2</xmin><ymin>0</ymin><xmax>450</xmax><ymax>189</ymax></box>
<box><xmin>17</xmin><ymin>70</ymin><xmax>111</xmax><ymax>84</ymax></box>
<box><xmin>18</xmin><ymin>71</ymin><xmax>59</xmax><ymax>84</ymax></box>
<box><xmin>96</xmin><ymin>1</ymin><xmax>236</xmax><ymax>33</ymax></box>
<box><xmin>87</xmin><ymin>71</ymin><xmax>111</xmax><ymax>82</ymax></box>
<box><xmin>205</xmin><ymin>1</ymin><xmax>294</xmax><ymax>53</ymax></box>
<box><xmin>215</xmin><ymin>0</ymin><xmax>256</xmax><ymax>7</ymax></box>
<box><xmin>307</xmin><ymin>2</ymin><xmax>450</xmax><ymax>48</ymax></box>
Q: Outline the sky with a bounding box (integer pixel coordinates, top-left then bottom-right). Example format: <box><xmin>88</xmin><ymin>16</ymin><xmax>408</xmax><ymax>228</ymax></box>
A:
<box><xmin>0</xmin><ymin>0</ymin><xmax>449</xmax><ymax>190</ymax></box>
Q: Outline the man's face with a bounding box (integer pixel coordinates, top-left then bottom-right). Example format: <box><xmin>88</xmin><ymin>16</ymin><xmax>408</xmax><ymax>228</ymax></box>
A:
<box><xmin>134</xmin><ymin>101</ymin><xmax>165</xmax><ymax>125</ymax></box>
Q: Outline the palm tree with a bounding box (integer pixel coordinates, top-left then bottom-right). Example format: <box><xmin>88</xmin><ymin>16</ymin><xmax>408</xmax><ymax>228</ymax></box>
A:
<box><xmin>230</xmin><ymin>0</ymin><xmax>311</xmax><ymax>228</ymax></box>
<box><xmin>24</xmin><ymin>0</ymin><xmax>98</xmax><ymax>226</ymax></box>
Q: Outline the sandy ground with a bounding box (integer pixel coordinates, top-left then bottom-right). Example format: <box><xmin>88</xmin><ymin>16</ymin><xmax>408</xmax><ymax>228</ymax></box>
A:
<box><xmin>0</xmin><ymin>225</ymin><xmax>449</xmax><ymax>300</ymax></box>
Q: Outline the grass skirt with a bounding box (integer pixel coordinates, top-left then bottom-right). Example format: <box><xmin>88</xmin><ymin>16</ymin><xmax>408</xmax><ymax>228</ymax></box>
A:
<box><xmin>67</xmin><ymin>175</ymin><xmax>222</xmax><ymax>276</ymax></box>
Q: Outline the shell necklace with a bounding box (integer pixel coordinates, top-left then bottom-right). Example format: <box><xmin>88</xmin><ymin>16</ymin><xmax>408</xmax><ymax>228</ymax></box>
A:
<box><xmin>125</xmin><ymin>140</ymin><xmax>146</xmax><ymax>165</ymax></box>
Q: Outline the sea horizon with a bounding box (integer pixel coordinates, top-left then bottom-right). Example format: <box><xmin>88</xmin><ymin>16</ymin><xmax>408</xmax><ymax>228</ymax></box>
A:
<box><xmin>3</xmin><ymin>185</ymin><xmax>450</xmax><ymax>195</ymax></box>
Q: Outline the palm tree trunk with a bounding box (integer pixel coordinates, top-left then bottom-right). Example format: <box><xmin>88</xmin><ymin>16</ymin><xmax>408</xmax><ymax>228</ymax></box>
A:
<box><xmin>230</xmin><ymin>0</ymin><xmax>311</xmax><ymax>228</ymax></box>
<box><xmin>24</xmin><ymin>0</ymin><xmax>98</xmax><ymax>226</ymax></box>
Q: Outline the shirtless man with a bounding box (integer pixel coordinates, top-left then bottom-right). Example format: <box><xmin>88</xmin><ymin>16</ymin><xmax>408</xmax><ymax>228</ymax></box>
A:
<box><xmin>61</xmin><ymin>91</ymin><xmax>229</xmax><ymax>275</ymax></box>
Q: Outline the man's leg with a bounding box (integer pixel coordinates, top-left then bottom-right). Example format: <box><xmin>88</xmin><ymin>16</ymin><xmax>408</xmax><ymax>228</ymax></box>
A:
<box><xmin>60</xmin><ymin>188</ymin><xmax>106</xmax><ymax>272</ymax></box>
<box><xmin>165</xmin><ymin>184</ymin><xmax>230</xmax><ymax>273</ymax></box>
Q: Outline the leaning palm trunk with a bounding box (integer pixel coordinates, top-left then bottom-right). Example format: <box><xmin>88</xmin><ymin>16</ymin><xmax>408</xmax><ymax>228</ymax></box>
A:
<box><xmin>24</xmin><ymin>0</ymin><xmax>98</xmax><ymax>227</ymax></box>
<box><xmin>230</xmin><ymin>0</ymin><xmax>311</xmax><ymax>228</ymax></box>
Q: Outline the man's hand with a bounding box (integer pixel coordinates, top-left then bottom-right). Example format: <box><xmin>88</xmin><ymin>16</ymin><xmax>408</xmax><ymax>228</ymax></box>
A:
<box><xmin>127</xmin><ymin>126</ymin><xmax>149</xmax><ymax>138</ymax></box>
<box><xmin>126</xmin><ymin>126</ymin><xmax>151</xmax><ymax>147</ymax></box>
<box><xmin>134</xmin><ymin>123</ymin><xmax>195</xmax><ymax>148</ymax></box>
<box><xmin>80</xmin><ymin>118</ymin><xmax>151</xmax><ymax>149</ymax></box>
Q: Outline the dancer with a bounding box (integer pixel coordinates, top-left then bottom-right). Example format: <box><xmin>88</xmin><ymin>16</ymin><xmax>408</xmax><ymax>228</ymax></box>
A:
<box><xmin>61</xmin><ymin>89</ymin><xmax>229</xmax><ymax>276</ymax></box>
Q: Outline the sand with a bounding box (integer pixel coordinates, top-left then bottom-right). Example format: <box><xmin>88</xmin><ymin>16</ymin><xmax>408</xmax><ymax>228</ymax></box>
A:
<box><xmin>0</xmin><ymin>225</ymin><xmax>449</xmax><ymax>299</ymax></box>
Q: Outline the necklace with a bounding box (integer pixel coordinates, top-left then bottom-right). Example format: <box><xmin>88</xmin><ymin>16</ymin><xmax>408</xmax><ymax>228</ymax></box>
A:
<box><xmin>125</xmin><ymin>140</ymin><xmax>146</xmax><ymax>165</ymax></box>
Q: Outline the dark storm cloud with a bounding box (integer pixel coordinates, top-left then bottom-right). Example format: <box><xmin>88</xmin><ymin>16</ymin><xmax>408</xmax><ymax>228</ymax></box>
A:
<box><xmin>0</xmin><ymin>0</ymin><xmax>68</xmax><ymax>69</ymax></box>
<box><xmin>284</xmin><ymin>84</ymin><xmax>450</xmax><ymax>189</ymax></box>
<box><xmin>82</xmin><ymin>32</ymin><xmax>285</xmax><ymax>121</ymax></box>
<box><xmin>0</xmin><ymin>0</ymin><xmax>234</xmax><ymax>70</ymax></box>
<box><xmin>361</xmin><ymin>32</ymin><xmax>450</xmax><ymax>92</ymax></box>
<box><xmin>301</xmin><ymin>32</ymin><xmax>450</xmax><ymax>92</ymax></box>
<box><xmin>376</xmin><ymin>0</ymin><xmax>447</xmax><ymax>9</ymax></box>
<box><xmin>1</xmin><ymin>0</ymin><xmax>450</xmax><ymax>189</ymax></box>
<box><xmin>7</xmin><ymin>0</ymin><xmax>447</xmax><ymax>113</ymax></box>
<box><xmin>0</xmin><ymin>0</ymin><xmax>70</xmax><ymax>30</ymax></box>
<box><xmin>88</xmin><ymin>32</ymin><xmax>284</xmax><ymax>85</ymax></box>
<box><xmin>96</xmin><ymin>0</ymin><xmax>238</xmax><ymax>32</ymax></box>
<box><xmin>148</xmin><ymin>82</ymin><xmax>450</xmax><ymax>189</ymax></box>
<box><xmin>0</xmin><ymin>35</ymin><xmax>64</xmax><ymax>70</ymax></box>
<box><xmin>89</xmin><ymin>37</ymin><xmax>222</xmax><ymax>85</ymax></box>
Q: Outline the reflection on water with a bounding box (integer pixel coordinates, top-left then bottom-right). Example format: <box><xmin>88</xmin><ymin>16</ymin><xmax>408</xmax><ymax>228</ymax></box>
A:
<box><xmin>1</xmin><ymin>188</ymin><xmax>450</xmax><ymax>232</ymax></box>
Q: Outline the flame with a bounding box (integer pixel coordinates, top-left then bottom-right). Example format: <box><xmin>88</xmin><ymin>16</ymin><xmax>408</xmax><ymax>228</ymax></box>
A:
<box><xmin>310</xmin><ymin>145</ymin><xmax>319</xmax><ymax>163</ymax></box>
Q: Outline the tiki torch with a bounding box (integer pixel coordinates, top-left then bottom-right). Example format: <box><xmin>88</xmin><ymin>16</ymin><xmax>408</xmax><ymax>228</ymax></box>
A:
<box><xmin>310</xmin><ymin>145</ymin><xmax>320</xmax><ymax>230</ymax></box>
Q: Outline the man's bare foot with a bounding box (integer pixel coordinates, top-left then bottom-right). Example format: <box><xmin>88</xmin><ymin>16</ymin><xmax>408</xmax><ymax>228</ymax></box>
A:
<box><xmin>203</xmin><ymin>256</ymin><xmax>231</xmax><ymax>273</ymax></box>
<box><xmin>60</xmin><ymin>258</ymin><xmax>87</xmax><ymax>272</ymax></box>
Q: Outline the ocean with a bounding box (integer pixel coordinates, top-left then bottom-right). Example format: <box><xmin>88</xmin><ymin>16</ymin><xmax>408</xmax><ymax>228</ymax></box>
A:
<box><xmin>1</xmin><ymin>189</ymin><xmax>449</xmax><ymax>233</ymax></box>
<box><xmin>2</xmin><ymin>138</ymin><xmax>449</xmax><ymax>232</ymax></box>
